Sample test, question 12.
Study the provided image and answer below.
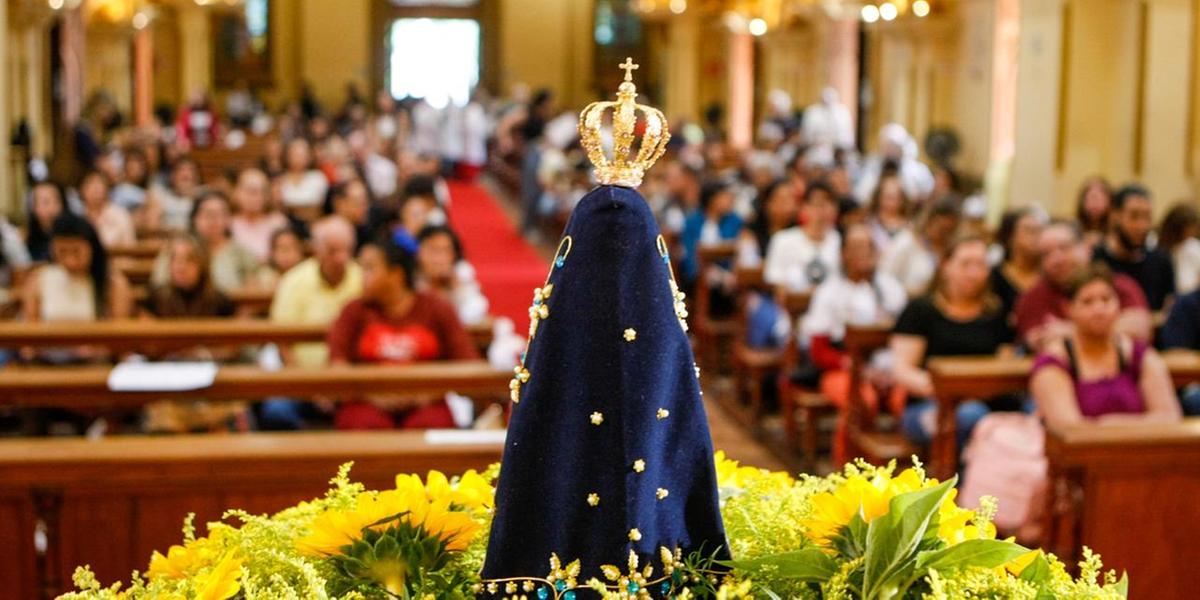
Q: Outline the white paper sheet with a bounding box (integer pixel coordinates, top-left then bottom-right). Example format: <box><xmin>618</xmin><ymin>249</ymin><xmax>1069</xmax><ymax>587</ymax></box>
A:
<box><xmin>107</xmin><ymin>362</ymin><xmax>219</xmax><ymax>392</ymax></box>
<box><xmin>423</xmin><ymin>429</ymin><xmax>507</xmax><ymax>445</ymax></box>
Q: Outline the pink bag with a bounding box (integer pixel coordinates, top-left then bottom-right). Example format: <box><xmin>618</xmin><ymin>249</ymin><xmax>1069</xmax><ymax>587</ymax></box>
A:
<box><xmin>959</xmin><ymin>413</ymin><xmax>1048</xmax><ymax>535</ymax></box>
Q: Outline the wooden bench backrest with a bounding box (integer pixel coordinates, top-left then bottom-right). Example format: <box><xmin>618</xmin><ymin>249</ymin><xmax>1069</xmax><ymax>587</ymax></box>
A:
<box><xmin>0</xmin><ymin>361</ymin><xmax>512</xmax><ymax>409</ymax></box>
<box><xmin>924</xmin><ymin>351</ymin><xmax>1200</xmax><ymax>478</ymax></box>
<box><xmin>0</xmin><ymin>316</ymin><xmax>495</xmax><ymax>355</ymax></box>
<box><xmin>1043</xmin><ymin>418</ymin><xmax>1200</xmax><ymax>599</ymax></box>
<box><xmin>0</xmin><ymin>430</ymin><xmax>504</xmax><ymax>598</ymax></box>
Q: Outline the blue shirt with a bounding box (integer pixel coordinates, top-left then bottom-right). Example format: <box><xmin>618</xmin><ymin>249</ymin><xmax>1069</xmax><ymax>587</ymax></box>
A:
<box><xmin>680</xmin><ymin>211</ymin><xmax>742</xmax><ymax>283</ymax></box>
<box><xmin>1162</xmin><ymin>289</ymin><xmax>1200</xmax><ymax>350</ymax></box>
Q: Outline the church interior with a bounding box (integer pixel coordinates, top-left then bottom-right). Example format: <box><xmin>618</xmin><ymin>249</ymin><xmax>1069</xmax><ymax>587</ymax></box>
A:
<box><xmin>1</xmin><ymin>0</ymin><xmax>1199</xmax><ymax>598</ymax></box>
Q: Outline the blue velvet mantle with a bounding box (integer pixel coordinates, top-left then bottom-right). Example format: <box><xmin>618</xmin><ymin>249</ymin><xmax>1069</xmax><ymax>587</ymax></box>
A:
<box><xmin>482</xmin><ymin>185</ymin><xmax>729</xmax><ymax>589</ymax></box>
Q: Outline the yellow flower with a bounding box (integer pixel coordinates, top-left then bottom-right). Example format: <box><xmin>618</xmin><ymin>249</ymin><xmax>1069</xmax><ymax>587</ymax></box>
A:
<box><xmin>193</xmin><ymin>552</ymin><xmax>244</xmax><ymax>600</ymax></box>
<box><xmin>296</xmin><ymin>490</ymin><xmax>401</xmax><ymax>556</ymax></box>
<box><xmin>407</xmin><ymin>469</ymin><xmax>494</xmax><ymax>511</ymax></box>
<box><xmin>1005</xmin><ymin>549</ymin><xmax>1042</xmax><ymax>577</ymax></box>
<box><xmin>146</xmin><ymin>536</ymin><xmax>220</xmax><ymax>581</ymax></box>
<box><xmin>802</xmin><ymin>467</ymin><xmax>976</xmax><ymax>546</ymax></box>
<box><xmin>451</xmin><ymin>470</ymin><xmax>496</xmax><ymax>510</ymax></box>
<box><xmin>297</xmin><ymin>474</ymin><xmax>482</xmax><ymax>556</ymax></box>
<box><xmin>937</xmin><ymin>502</ymin><xmax>997</xmax><ymax>546</ymax></box>
<box><xmin>714</xmin><ymin>451</ymin><xmax>794</xmax><ymax>490</ymax></box>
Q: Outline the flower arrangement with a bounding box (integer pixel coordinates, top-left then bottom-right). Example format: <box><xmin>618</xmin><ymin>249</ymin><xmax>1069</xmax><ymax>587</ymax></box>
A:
<box><xmin>60</xmin><ymin>456</ymin><xmax>1127</xmax><ymax>600</ymax></box>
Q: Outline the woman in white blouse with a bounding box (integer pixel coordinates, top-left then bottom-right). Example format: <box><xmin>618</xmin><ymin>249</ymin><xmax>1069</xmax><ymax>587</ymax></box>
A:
<box><xmin>1158</xmin><ymin>203</ymin><xmax>1200</xmax><ymax>295</ymax></box>
<box><xmin>278</xmin><ymin>137</ymin><xmax>329</xmax><ymax>213</ymax></box>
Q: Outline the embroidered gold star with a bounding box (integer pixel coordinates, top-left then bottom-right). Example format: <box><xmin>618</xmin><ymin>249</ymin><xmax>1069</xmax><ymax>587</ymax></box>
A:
<box><xmin>623</xmin><ymin>328</ymin><xmax>637</xmax><ymax>342</ymax></box>
<box><xmin>628</xmin><ymin>528</ymin><xmax>642</xmax><ymax>541</ymax></box>
<box><xmin>656</xmin><ymin>408</ymin><xmax>669</xmax><ymax>420</ymax></box>
<box><xmin>509</xmin><ymin>366</ymin><xmax>531</xmax><ymax>403</ymax></box>
<box><xmin>587</xmin><ymin>493</ymin><xmax>600</xmax><ymax>506</ymax></box>
<box><xmin>656</xmin><ymin>488</ymin><xmax>669</xmax><ymax>500</ymax></box>
<box><xmin>632</xmin><ymin>459</ymin><xmax>646</xmax><ymax>473</ymax></box>
<box><xmin>590</xmin><ymin>411</ymin><xmax>604</xmax><ymax>425</ymax></box>
<box><xmin>527</xmin><ymin>284</ymin><xmax>554</xmax><ymax>338</ymax></box>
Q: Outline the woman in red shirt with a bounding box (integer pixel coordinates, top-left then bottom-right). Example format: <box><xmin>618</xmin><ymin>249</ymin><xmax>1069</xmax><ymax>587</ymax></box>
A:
<box><xmin>327</xmin><ymin>235</ymin><xmax>479</xmax><ymax>429</ymax></box>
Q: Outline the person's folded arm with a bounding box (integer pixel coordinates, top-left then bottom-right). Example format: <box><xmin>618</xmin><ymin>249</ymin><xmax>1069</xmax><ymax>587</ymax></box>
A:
<box><xmin>889</xmin><ymin>333</ymin><xmax>932</xmax><ymax>397</ymax></box>
<box><xmin>1030</xmin><ymin>357</ymin><xmax>1084</xmax><ymax>431</ymax></box>
<box><xmin>1129</xmin><ymin>347</ymin><xmax>1183</xmax><ymax>423</ymax></box>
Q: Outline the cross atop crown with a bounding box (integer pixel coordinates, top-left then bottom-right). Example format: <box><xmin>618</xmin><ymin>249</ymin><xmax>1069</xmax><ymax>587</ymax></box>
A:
<box><xmin>619</xmin><ymin>57</ymin><xmax>639</xmax><ymax>82</ymax></box>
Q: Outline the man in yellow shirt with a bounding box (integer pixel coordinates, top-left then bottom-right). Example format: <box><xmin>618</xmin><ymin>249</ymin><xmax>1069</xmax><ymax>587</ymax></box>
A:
<box><xmin>260</xmin><ymin>216</ymin><xmax>362</xmax><ymax>429</ymax></box>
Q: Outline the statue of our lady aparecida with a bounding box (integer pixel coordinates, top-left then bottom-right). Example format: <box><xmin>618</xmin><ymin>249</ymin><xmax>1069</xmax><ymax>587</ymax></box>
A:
<box><xmin>480</xmin><ymin>59</ymin><xmax>730</xmax><ymax>599</ymax></box>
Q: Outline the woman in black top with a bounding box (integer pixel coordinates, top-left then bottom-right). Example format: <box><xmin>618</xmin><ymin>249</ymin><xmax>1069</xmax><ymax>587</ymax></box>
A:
<box><xmin>890</xmin><ymin>234</ymin><xmax>1016</xmax><ymax>448</ymax></box>
<box><xmin>989</xmin><ymin>208</ymin><xmax>1044</xmax><ymax>320</ymax></box>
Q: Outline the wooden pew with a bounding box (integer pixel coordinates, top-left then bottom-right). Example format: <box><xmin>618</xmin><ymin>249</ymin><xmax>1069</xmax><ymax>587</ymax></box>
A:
<box><xmin>127</xmin><ymin>287</ymin><xmax>277</xmax><ymax>317</ymax></box>
<box><xmin>728</xmin><ymin>288</ymin><xmax>809</xmax><ymax>419</ymax></box>
<box><xmin>842</xmin><ymin>324</ymin><xmax>913</xmax><ymax>466</ymax></box>
<box><xmin>107</xmin><ymin>239</ymin><xmax>164</xmax><ymax>260</ymax></box>
<box><xmin>0</xmin><ymin>430</ymin><xmax>505</xmax><ymax>599</ymax></box>
<box><xmin>190</xmin><ymin>133</ymin><xmax>272</xmax><ymax>182</ymax></box>
<box><xmin>693</xmin><ymin>242</ymin><xmax>739</xmax><ymax>373</ymax></box>
<box><xmin>766</xmin><ymin>293</ymin><xmax>820</xmax><ymax>462</ymax></box>
<box><xmin>0</xmin><ymin>316</ymin><xmax>496</xmax><ymax>358</ymax></box>
<box><xmin>0</xmin><ymin>319</ymin><xmax>325</xmax><ymax>352</ymax></box>
<box><xmin>734</xmin><ymin>265</ymin><xmax>766</xmax><ymax>290</ymax></box>
<box><xmin>927</xmin><ymin>351</ymin><xmax>1200</xmax><ymax>479</ymax></box>
<box><xmin>0</xmin><ymin>361</ymin><xmax>511</xmax><ymax>408</ymax></box>
<box><xmin>1043</xmin><ymin>418</ymin><xmax>1200</xmax><ymax>599</ymax></box>
<box><xmin>113</xmin><ymin>257</ymin><xmax>155</xmax><ymax>286</ymax></box>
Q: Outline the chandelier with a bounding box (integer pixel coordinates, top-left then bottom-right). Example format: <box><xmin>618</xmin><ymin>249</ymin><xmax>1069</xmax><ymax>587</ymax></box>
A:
<box><xmin>635</xmin><ymin>0</ymin><xmax>935</xmax><ymax>34</ymax></box>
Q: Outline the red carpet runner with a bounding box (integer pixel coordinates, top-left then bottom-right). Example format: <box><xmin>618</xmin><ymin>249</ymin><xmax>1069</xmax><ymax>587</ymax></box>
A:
<box><xmin>445</xmin><ymin>181</ymin><xmax>549</xmax><ymax>332</ymax></box>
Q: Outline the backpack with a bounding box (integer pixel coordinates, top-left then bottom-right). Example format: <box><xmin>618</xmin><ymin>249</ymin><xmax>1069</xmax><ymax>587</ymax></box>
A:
<box><xmin>959</xmin><ymin>412</ymin><xmax>1048</xmax><ymax>536</ymax></box>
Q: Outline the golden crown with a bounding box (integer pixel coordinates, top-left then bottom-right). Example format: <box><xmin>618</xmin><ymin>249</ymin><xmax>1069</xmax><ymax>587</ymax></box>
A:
<box><xmin>579</xmin><ymin>58</ymin><xmax>671</xmax><ymax>188</ymax></box>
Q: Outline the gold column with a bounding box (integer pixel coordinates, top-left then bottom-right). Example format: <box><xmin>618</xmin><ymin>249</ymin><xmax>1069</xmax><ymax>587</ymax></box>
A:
<box><xmin>1009</xmin><ymin>0</ymin><xmax>1065</xmax><ymax>211</ymax></box>
<box><xmin>982</xmin><ymin>0</ymin><xmax>1020</xmax><ymax>218</ymax></box>
<box><xmin>59</xmin><ymin>5</ymin><xmax>86</xmax><ymax>125</ymax></box>
<box><xmin>826</xmin><ymin>18</ymin><xmax>859</xmax><ymax>134</ymax></box>
<box><xmin>133</xmin><ymin>26</ymin><xmax>152</xmax><ymax>127</ymax></box>
<box><xmin>1139</xmin><ymin>0</ymin><xmax>1193</xmax><ymax>211</ymax></box>
<box><xmin>665</xmin><ymin>12</ymin><xmax>700</xmax><ymax>121</ymax></box>
<box><xmin>1</xmin><ymin>1</ymin><xmax>11</xmax><ymax>217</ymax></box>
<box><xmin>178</xmin><ymin>2</ymin><xmax>212</xmax><ymax>101</ymax></box>
<box><xmin>727</xmin><ymin>31</ymin><xmax>754</xmax><ymax>150</ymax></box>
<box><xmin>24</xmin><ymin>25</ymin><xmax>51</xmax><ymax>159</ymax></box>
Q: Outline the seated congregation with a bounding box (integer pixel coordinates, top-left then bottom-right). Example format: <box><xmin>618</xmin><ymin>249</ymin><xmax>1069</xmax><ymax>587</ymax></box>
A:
<box><xmin>0</xmin><ymin>89</ymin><xmax>504</xmax><ymax>436</ymax></box>
<box><xmin>614</xmin><ymin>115</ymin><xmax>1200</xmax><ymax>535</ymax></box>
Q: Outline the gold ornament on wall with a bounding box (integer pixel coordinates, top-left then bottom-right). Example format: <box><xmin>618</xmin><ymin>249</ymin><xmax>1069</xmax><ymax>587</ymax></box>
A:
<box><xmin>578</xmin><ymin>58</ymin><xmax>671</xmax><ymax>188</ymax></box>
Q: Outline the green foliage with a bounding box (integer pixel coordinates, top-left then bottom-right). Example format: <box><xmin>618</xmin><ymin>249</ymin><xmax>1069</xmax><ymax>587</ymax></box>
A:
<box><xmin>325</xmin><ymin>517</ymin><xmax>470</xmax><ymax>599</ymax></box>
<box><xmin>58</xmin><ymin>458</ymin><xmax>1129</xmax><ymax>600</ymax></box>
<box><xmin>861</xmin><ymin>478</ymin><xmax>958</xmax><ymax>598</ymax></box>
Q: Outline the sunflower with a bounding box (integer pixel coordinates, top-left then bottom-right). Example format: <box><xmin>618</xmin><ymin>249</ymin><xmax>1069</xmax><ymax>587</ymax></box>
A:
<box><xmin>192</xmin><ymin>552</ymin><xmax>244</xmax><ymax>600</ymax></box>
<box><xmin>297</xmin><ymin>473</ymin><xmax>482</xmax><ymax>557</ymax></box>
<box><xmin>801</xmin><ymin>467</ymin><xmax>970</xmax><ymax>546</ymax></box>
<box><xmin>146</xmin><ymin>535</ymin><xmax>222</xmax><ymax>581</ymax></box>
<box><xmin>714</xmin><ymin>451</ymin><xmax>794</xmax><ymax>491</ymax></box>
